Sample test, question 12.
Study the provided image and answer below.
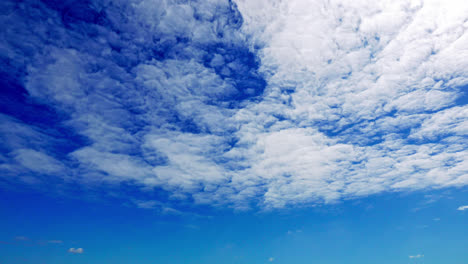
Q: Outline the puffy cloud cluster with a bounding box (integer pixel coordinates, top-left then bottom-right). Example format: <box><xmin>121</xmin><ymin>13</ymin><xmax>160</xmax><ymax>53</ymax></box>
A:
<box><xmin>231</xmin><ymin>0</ymin><xmax>468</xmax><ymax>208</ymax></box>
<box><xmin>0</xmin><ymin>0</ymin><xmax>261</xmax><ymax>204</ymax></box>
<box><xmin>0</xmin><ymin>0</ymin><xmax>467</xmax><ymax>210</ymax></box>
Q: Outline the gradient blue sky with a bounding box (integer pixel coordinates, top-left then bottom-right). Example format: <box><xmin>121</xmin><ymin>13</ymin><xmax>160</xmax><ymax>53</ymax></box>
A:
<box><xmin>1</xmin><ymin>0</ymin><xmax>468</xmax><ymax>263</ymax></box>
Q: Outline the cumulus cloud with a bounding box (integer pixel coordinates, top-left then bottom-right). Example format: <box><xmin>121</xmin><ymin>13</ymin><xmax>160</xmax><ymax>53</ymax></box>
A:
<box><xmin>457</xmin><ymin>205</ymin><xmax>468</xmax><ymax>211</ymax></box>
<box><xmin>228</xmin><ymin>0</ymin><xmax>468</xmax><ymax>208</ymax></box>
<box><xmin>68</xmin><ymin>248</ymin><xmax>84</xmax><ymax>254</ymax></box>
<box><xmin>0</xmin><ymin>0</ymin><xmax>467</xmax><ymax>210</ymax></box>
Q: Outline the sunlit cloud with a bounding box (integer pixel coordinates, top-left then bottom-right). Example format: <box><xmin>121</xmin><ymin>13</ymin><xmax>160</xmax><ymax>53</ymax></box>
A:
<box><xmin>0</xmin><ymin>0</ymin><xmax>467</xmax><ymax>211</ymax></box>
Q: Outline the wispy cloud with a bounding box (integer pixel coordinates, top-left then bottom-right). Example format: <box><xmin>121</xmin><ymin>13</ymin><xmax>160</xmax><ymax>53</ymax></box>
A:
<box><xmin>457</xmin><ymin>205</ymin><xmax>468</xmax><ymax>211</ymax></box>
<box><xmin>132</xmin><ymin>200</ymin><xmax>183</xmax><ymax>215</ymax></box>
<box><xmin>68</xmin><ymin>248</ymin><xmax>84</xmax><ymax>254</ymax></box>
<box><xmin>409</xmin><ymin>254</ymin><xmax>424</xmax><ymax>259</ymax></box>
<box><xmin>48</xmin><ymin>240</ymin><xmax>63</xmax><ymax>244</ymax></box>
<box><xmin>416</xmin><ymin>225</ymin><xmax>429</xmax><ymax>229</ymax></box>
<box><xmin>287</xmin><ymin>229</ymin><xmax>302</xmax><ymax>235</ymax></box>
<box><xmin>13</xmin><ymin>149</ymin><xmax>64</xmax><ymax>174</ymax></box>
<box><xmin>185</xmin><ymin>224</ymin><xmax>200</xmax><ymax>230</ymax></box>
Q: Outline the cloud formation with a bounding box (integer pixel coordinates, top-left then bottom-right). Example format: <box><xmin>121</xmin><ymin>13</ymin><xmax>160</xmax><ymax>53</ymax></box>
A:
<box><xmin>409</xmin><ymin>254</ymin><xmax>424</xmax><ymax>259</ymax></box>
<box><xmin>232</xmin><ymin>0</ymin><xmax>468</xmax><ymax>208</ymax></box>
<box><xmin>68</xmin><ymin>248</ymin><xmax>84</xmax><ymax>254</ymax></box>
<box><xmin>1</xmin><ymin>0</ymin><xmax>467</xmax><ymax>210</ymax></box>
<box><xmin>457</xmin><ymin>205</ymin><xmax>468</xmax><ymax>211</ymax></box>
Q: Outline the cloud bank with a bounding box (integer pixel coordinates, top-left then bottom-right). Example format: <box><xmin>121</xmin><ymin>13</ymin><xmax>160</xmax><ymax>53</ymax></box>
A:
<box><xmin>1</xmin><ymin>0</ymin><xmax>467</xmax><ymax>210</ymax></box>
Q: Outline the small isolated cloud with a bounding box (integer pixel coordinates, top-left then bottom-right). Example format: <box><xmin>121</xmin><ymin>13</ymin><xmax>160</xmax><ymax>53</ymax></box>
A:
<box><xmin>287</xmin><ymin>229</ymin><xmax>303</xmax><ymax>235</ymax></box>
<box><xmin>48</xmin><ymin>240</ymin><xmax>63</xmax><ymax>244</ymax></box>
<box><xmin>269</xmin><ymin>257</ymin><xmax>275</xmax><ymax>262</ymax></box>
<box><xmin>15</xmin><ymin>236</ymin><xmax>28</xmax><ymax>241</ymax></box>
<box><xmin>185</xmin><ymin>224</ymin><xmax>200</xmax><ymax>230</ymax></box>
<box><xmin>457</xmin><ymin>205</ymin><xmax>468</xmax><ymax>211</ymax></box>
<box><xmin>409</xmin><ymin>254</ymin><xmax>424</xmax><ymax>259</ymax></box>
<box><xmin>68</xmin><ymin>248</ymin><xmax>84</xmax><ymax>254</ymax></box>
<box><xmin>134</xmin><ymin>200</ymin><xmax>160</xmax><ymax>209</ymax></box>
<box><xmin>433</xmin><ymin>218</ymin><xmax>440</xmax><ymax>221</ymax></box>
<box><xmin>132</xmin><ymin>200</ymin><xmax>182</xmax><ymax>215</ymax></box>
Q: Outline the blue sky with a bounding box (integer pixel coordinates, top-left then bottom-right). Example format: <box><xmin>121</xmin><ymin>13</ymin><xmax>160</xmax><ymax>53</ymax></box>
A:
<box><xmin>1</xmin><ymin>0</ymin><xmax>468</xmax><ymax>263</ymax></box>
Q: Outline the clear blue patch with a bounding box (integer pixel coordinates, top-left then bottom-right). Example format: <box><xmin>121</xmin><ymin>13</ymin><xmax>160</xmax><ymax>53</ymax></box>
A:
<box><xmin>455</xmin><ymin>84</ymin><xmax>468</xmax><ymax>105</ymax></box>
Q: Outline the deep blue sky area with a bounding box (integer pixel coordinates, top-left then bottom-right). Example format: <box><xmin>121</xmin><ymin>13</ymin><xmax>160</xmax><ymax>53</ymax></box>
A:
<box><xmin>1</xmin><ymin>188</ymin><xmax>468</xmax><ymax>264</ymax></box>
<box><xmin>1</xmin><ymin>0</ymin><xmax>468</xmax><ymax>263</ymax></box>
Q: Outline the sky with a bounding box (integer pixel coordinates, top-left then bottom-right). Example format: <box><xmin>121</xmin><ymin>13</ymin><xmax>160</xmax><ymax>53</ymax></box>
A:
<box><xmin>0</xmin><ymin>0</ymin><xmax>467</xmax><ymax>263</ymax></box>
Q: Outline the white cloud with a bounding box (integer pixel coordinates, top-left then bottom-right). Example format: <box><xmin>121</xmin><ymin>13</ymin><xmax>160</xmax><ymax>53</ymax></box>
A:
<box><xmin>134</xmin><ymin>200</ymin><xmax>160</xmax><ymax>209</ymax></box>
<box><xmin>68</xmin><ymin>248</ymin><xmax>84</xmax><ymax>254</ymax></box>
<box><xmin>13</xmin><ymin>149</ymin><xmax>64</xmax><ymax>174</ymax></box>
<box><xmin>409</xmin><ymin>254</ymin><xmax>424</xmax><ymax>259</ymax></box>
<box><xmin>226</xmin><ymin>0</ymin><xmax>468</xmax><ymax>208</ymax></box>
<box><xmin>2</xmin><ymin>0</ymin><xmax>468</xmax><ymax>211</ymax></box>
<box><xmin>70</xmin><ymin>147</ymin><xmax>153</xmax><ymax>182</ymax></box>
<box><xmin>457</xmin><ymin>205</ymin><xmax>468</xmax><ymax>211</ymax></box>
<box><xmin>269</xmin><ymin>257</ymin><xmax>275</xmax><ymax>262</ymax></box>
